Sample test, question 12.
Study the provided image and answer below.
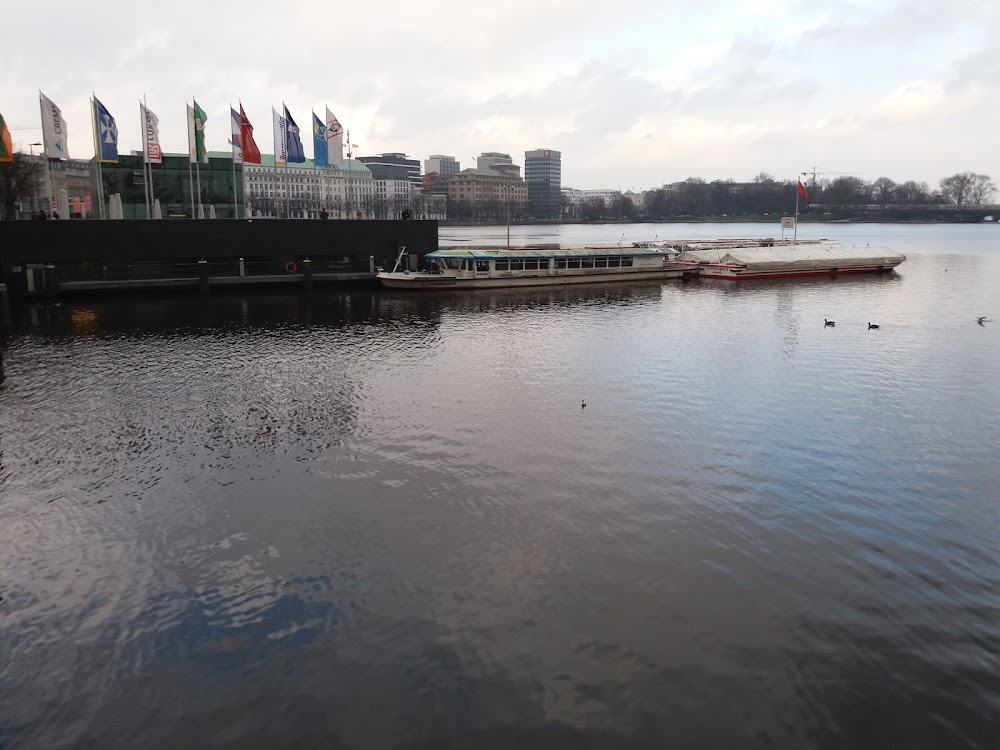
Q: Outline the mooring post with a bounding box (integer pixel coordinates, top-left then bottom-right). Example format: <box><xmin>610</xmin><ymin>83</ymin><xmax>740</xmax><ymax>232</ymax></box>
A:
<box><xmin>0</xmin><ymin>283</ymin><xmax>11</xmax><ymax>329</ymax></box>
<box><xmin>369</xmin><ymin>255</ymin><xmax>375</xmax><ymax>274</ymax></box>
<box><xmin>198</xmin><ymin>259</ymin><xmax>209</xmax><ymax>294</ymax></box>
<box><xmin>43</xmin><ymin>264</ymin><xmax>58</xmax><ymax>299</ymax></box>
<box><xmin>239</xmin><ymin>257</ymin><xmax>246</xmax><ymax>277</ymax></box>
<box><xmin>302</xmin><ymin>258</ymin><xmax>313</xmax><ymax>291</ymax></box>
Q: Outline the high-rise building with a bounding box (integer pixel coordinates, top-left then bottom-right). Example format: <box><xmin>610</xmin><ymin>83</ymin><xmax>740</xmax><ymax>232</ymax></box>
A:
<box><xmin>477</xmin><ymin>152</ymin><xmax>513</xmax><ymax>172</ymax></box>
<box><xmin>356</xmin><ymin>153</ymin><xmax>421</xmax><ymax>189</ymax></box>
<box><xmin>425</xmin><ymin>155</ymin><xmax>459</xmax><ymax>176</ymax></box>
<box><xmin>524</xmin><ymin>148</ymin><xmax>562</xmax><ymax>218</ymax></box>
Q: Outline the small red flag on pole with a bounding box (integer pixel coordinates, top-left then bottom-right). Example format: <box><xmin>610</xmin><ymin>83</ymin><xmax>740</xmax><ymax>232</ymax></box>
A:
<box><xmin>797</xmin><ymin>181</ymin><xmax>809</xmax><ymax>201</ymax></box>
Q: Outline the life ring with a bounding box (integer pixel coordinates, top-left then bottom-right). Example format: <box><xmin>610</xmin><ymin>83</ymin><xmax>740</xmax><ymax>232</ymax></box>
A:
<box><xmin>285</xmin><ymin>261</ymin><xmax>297</xmax><ymax>274</ymax></box>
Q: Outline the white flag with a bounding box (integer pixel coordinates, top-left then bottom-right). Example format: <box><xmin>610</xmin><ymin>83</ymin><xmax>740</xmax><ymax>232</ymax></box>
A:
<box><xmin>272</xmin><ymin>107</ymin><xmax>286</xmax><ymax>166</ymax></box>
<box><xmin>186</xmin><ymin>104</ymin><xmax>197</xmax><ymax>163</ymax></box>
<box><xmin>141</xmin><ymin>103</ymin><xmax>162</xmax><ymax>164</ymax></box>
<box><xmin>230</xmin><ymin>107</ymin><xmax>243</xmax><ymax>164</ymax></box>
<box><xmin>325</xmin><ymin>107</ymin><xmax>344</xmax><ymax>166</ymax></box>
<box><xmin>39</xmin><ymin>91</ymin><xmax>69</xmax><ymax>159</ymax></box>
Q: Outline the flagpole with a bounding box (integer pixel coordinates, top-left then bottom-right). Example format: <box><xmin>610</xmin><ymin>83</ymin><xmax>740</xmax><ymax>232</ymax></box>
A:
<box><xmin>144</xmin><ymin>96</ymin><xmax>156</xmax><ymax>218</ymax></box>
<box><xmin>42</xmin><ymin>91</ymin><xmax>56</xmax><ymax>218</ymax></box>
<box><xmin>139</xmin><ymin>100</ymin><xmax>150</xmax><ymax>218</ymax></box>
<box><xmin>283</xmin><ymin>103</ymin><xmax>290</xmax><ymax>220</ymax></box>
<box><xmin>186</xmin><ymin>102</ymin><xmax>195</xmax><ymax>218</ymax></box>
<box><xmin>230</xmin><ymin>103</ymin><xmax>238</xmax><ymax>219</ymax></box>
<box><xmin>89</xmin><ymin>93</ymin><xmax>105</xmax><ymax>220</ymax></box>
<box><xmin>793</xmin><ymin>173</ymin><xmax>801</xmax><ymax>244</ymax></box>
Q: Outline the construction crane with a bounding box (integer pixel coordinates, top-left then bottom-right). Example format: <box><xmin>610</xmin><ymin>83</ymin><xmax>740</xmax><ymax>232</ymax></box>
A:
<box><xmin>801</xmin><ymin>167</ymin><xmax>860</xmax><ymax>187</ymax></box>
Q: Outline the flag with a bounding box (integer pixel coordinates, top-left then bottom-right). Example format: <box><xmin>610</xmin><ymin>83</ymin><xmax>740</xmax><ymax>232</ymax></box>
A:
<box><xmin>272</xmin><ymin>107</ymin><xmax>286</xmax><ymax>166</ymax></box>
<box><xmin>0</xmin><ymin>112</ymin><xmax>12</xmax><ymax>163</ymax></box>
<box><xmin>39</xmin><ymin>91</ymin><xmax>69</xmax><ymax>159</ymax></box>
<box><xmin>230</xmin><ymin>107</ymin><xmax>243</xmax><ymax>164</ymax></box>
<box><xmin>325</xmin><ymin>107</ymin><xmax>344</xmax><ymax>166</ymax></box>
<box><xmin>312</xmin><ymin>112</ymin><xmax>327</xmax><ymax>167</ymax></box>
<box><xmin>239</xmin><ymin>105</ymin><xmax>261</xmax><ymax>164</ymax></box>
<box><xmin>284</xmin><ymin>106</ymin><xmax>305</xmax><ymax>163</ymax></box>
<box><xmin>797</xmin><ymin>181</ymin><xmax>809</xmax><ymax>201</ymax></box>
<box><xmin>187</xmin><ymin>104</ymin><xmax>197</xmax><ymax>162</ymax></box>
<box><xmin>193</xmin><ymin>99</ymin><xmax>208</xmax><ymax>164</ymax></box>
<box><xmin>141</xmin><ymin>103</ymin><xmax>162</xmax><ymax>164</ymax></box>
<box><xmin>93</xmin><ymin>96</ymin><xmax>118</xmax><ymax>163</ymax></box>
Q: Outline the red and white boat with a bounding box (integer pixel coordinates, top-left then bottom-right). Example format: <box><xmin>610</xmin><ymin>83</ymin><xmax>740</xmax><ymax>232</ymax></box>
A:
<box><xmin>673</xmin><ymin>239</ymin><xmax>905</xmax><ymax>280</ymax></box>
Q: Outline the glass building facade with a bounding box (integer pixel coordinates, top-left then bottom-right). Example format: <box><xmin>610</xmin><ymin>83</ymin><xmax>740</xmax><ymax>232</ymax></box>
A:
<box><xmin>524</xmin><ymin>148</ymin><xmax>562</xmax><ymax>219</ymax></box>
<box><xmin>95</xmin><ymin>151</ymin><xmax>244</xmax><ymax>219</ymax></box>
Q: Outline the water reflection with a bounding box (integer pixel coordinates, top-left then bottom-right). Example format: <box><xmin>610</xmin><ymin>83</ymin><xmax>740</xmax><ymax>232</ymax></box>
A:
<box><xmin>1</xmin><ymin>243</ymin><xmax>999</xmax><ymax>749</ymax></box>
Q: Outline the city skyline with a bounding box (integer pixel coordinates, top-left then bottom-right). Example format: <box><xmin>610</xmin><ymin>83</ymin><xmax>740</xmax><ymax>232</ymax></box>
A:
<box><xmin>3</xmin><ymin>0</ymin><xmax>998</xmax><ymax>190</ymax></box>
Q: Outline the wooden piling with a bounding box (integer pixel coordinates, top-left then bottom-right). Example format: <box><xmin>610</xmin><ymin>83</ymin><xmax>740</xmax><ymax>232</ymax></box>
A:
<box><xmin>0</xmin><ymin>283</ymin><xmax>11</xmax><ymax>328</ymax></box>
<box><xmin>198</xmin><ymin>259</ymin><xmax>209</xmax><ymax>294</ymax></box>
<box><xmin>303</xmin><ymin>258</ymin><xmax>313</xmax><ymax>292</ymax></box>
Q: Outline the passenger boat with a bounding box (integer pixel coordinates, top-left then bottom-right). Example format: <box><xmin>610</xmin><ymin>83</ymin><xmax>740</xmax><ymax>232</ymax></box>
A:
<box><xmin>376</xmin><ymin>246</ymin><xmax>689</xmax><ymax>290</ymax></box>
<box><xmin>671</xmin><ymin>239</ymin><xmax>906</xmax><ymax>280</ymax></box>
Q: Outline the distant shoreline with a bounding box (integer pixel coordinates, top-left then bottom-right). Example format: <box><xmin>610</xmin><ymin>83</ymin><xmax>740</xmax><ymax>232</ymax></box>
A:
<box><xmin>440</xmin><ymin>216</ymin><xmax>997</xmax><ymax>227</ymax></box>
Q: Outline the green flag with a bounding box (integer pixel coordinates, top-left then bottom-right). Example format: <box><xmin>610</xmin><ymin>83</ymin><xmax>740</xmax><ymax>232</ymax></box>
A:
<box><xmin>193</xmin><ymin>100</ymin><xmax>208</xmax><ymax>164</ymax></box>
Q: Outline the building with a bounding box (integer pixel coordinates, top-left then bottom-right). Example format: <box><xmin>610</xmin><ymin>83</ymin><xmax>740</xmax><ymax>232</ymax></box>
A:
<box><xmin>82</xmin><ymin>151</ymin><xmax>243</xmax><ymax>219</ymax></box>
<box><xmin>244</xmin><ymin>156</ymin><xmax>378</xmax><ymax>219</ymax></box>
<box><xmin>17</xmin><ymin>155</ymin><xmax>95</xmax><ymax>218</ymax></box>
<box><xmin>525</xmin><ymin>148</ymin><xmax>562</xmax><ymax>218</ymax></box>
<box><xmin>425</xmin><ymin>155</ymin><xmax>459</xmax><ymax>176</ymax></box>
<box><xmin>447</xmin><ymin>165</ymin><xmax>527</xmax><ymax>221</ymax></box>
<box><xmin>356</xmin><ymin>153</ymin><xmax>421</xmax><ymax>190</ymax></box>
<box><xmin>476</xmin><ymin>152</ymin><xmax>513</xmax><ymax>172</ymax></box>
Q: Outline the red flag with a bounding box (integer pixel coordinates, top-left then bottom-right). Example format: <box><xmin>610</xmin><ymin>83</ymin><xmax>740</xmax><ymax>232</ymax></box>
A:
<box><xmin>797</xmin><ymin>181</ymin><xmax>809</xmax><ymax>201</ymax></box>
<box><xmin>240</xmin><ymin>105</ymin><xmax>262</xmax><ymax>164</ymax></box>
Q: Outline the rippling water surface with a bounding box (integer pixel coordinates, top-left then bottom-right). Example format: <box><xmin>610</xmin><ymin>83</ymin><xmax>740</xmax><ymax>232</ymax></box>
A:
<box><xmin>1</xmin><ymin>223</ymin><xmax>999</xmax><ymax>749</ymax></box>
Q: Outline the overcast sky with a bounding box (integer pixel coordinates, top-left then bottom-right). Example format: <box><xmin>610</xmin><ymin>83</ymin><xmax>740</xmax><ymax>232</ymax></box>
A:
<box><xmin>4</xmin><ymin>0</ymin><xmax>998</xmax><ymax>190</ymax></box>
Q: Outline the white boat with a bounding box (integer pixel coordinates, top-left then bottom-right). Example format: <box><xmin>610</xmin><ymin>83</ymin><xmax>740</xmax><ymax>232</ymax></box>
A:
<box><xmin>377</xmin><ymin>246</ymin><xmax>689</xmax><ymax>290</ymax></box>
<box><xmin>671</xmin><ymin>239</ymin><xmax>906</xmax><ymax>280</ymax></box>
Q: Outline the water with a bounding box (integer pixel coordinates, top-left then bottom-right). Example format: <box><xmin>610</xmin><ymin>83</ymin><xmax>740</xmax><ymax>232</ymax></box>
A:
<box><xmin>1</xmin><ymin>222</ymin><xmax>998</xmax><ymax>749</ymax></box>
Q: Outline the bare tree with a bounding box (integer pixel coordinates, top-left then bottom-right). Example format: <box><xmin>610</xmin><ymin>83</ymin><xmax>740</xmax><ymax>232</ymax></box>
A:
<box><xmin>939</xmin><ymin>172</ymin><xmax>976</xmax><ymax>204</ymax></box>
<box><xmin>895</xmin><ymin>180</ymin><xmax>930</xmax><ymax>205</ymax></box>
<box><xmin>871</xmin><ymin>177</ymin><xmax>897</xmax><ymax>205</ymax></box>
<box><xmin>969</xmin><ymin>174</ymin><xmax>997</xmax><ymax>205</ymax></box>
<box><xmin>0</xmin><ymin>152</ymin><xmax>44</xmax><ymax>220</ymax></box>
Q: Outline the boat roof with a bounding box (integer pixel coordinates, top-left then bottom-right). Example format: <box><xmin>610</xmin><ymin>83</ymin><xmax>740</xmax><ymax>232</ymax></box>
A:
<box><xmin>428</xmin><ymin>246</ymin><xmax>669</xmax><ymax>259</ymax></box>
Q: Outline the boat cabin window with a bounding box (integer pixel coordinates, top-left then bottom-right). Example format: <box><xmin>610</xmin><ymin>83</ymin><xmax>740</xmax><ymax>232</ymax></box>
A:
<box><xmin>495</xmin><ymin>259</ymin><xmax>509</xmax><ymax>270</ymax></box>
<box><xmin>607</xmin><ymin>257</ymin><xmax>621</xmax><ymax>267</ymax></box>
<box><xmin>621</xmin><ymin>257</ymin><xmax>633</xmax><ymax>267</ymax></box>
<box><xmin>509</xmin><ymin>259</ymin><xmax>524</xmax><ymax>271</ymax></box>
<box><xmin>442</xmin><ymin>258</ymin><xmax>462</xmax><ymax>270</ymax></box>
<box><xmin>476</xmin><ymin>260</ymin><xmax>489</xmax><ymax>272</ymax></box>
<box><xmin>595</xmin><ymin>258</ymin><xmax>607</xmax><ymax>268</ymax></box>
<box><xmin>523</xmin><ymin>259</ymin><xmax>539</xmax><ymax>270</ymax></box>
<box><xmin>567</xmin><ymin>258</ymin><xmax>581</xmax><ymax>269</ymax></box>
<box><xmin>555</xmin><ymin>259</ymin><xmax>567</xmax><ymax>269</ymax></box>
<box><xmin>581</xmin><ymin>258</ymin><xmax>594</xmax><ymax>268</ymax></box>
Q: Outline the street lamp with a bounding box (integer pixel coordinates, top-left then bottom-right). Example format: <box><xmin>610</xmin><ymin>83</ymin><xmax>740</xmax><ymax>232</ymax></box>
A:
<box><xmin>28</xmin><ymin>142</ymin><xmax>42</xmax><ymax>156</ymax></box>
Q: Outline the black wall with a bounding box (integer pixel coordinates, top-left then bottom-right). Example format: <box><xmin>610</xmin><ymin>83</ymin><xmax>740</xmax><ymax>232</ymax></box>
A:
<box><xmin>0</xmin><ymin>219</ymin><xmax>437</xmax><ymax>283</ymax></box>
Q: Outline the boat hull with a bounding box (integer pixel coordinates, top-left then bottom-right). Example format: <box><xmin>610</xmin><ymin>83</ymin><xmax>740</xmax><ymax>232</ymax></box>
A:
<box><xmin>377</xmin><ymin>268</ymin><xmax>686</xmax><ymax>290</ymax></box>
<box><xmin>694</xmin><ymin>263</ymin><xmax>903</xmax><ymax>280</ymax></box>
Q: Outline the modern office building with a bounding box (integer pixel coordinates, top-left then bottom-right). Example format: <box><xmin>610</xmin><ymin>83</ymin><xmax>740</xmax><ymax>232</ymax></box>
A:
<box><xmin>425</xmin><ymin>155</ymin><xmax>459</xmax><ymax>176</ymax></box>
<box><xmin>356</xmin><ymin>153</ymin><xmax>421</xmax><ymax>189</ymax></box>
<box><xmin>476</xmin><ymin>152</ymin><xmax>513</xmax><ymax>172</ymax></box>
<box><xmin>524</xmin><ymin>148</ymin><xmax>562</xmax><ymax>218</ymax></box>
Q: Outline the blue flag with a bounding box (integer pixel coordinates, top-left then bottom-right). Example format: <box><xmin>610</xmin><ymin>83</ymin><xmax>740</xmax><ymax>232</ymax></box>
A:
<box><xmin>312</xmin><ymin>112</ymin><xmax>328</xmax><ymax>167</ymax></box>
<box><xmin>284</xmin><ymin>106</ymin><xmax>305</xmax><ymax>163</ymax></box>
<box><xmin>94</xmin><ymin>96</ymin><xmax>118</xmax><ymax>163</ymax></box>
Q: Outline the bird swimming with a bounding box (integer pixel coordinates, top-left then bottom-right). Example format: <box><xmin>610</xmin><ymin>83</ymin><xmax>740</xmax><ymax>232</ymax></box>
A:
<box><xmin>868</xmin><ymin>322</ymin><xmax>879</xmax><ymax>329</ymax></box>
<box><xmin>824</xmin><ymin>319</ymin><xmax>835</xmax><ymax>327</ymax></box>
<box><xmin>581</xmin><ymin>399</ymin><xmax>587</xmax><ymax>409</ymax></box>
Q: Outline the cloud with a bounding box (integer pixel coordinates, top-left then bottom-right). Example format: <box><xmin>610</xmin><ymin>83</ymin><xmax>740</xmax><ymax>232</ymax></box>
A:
<box><xmin>3</xmin><ymin>0</ymin><xmax>998</xmax><ymax>189</ymax></box>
